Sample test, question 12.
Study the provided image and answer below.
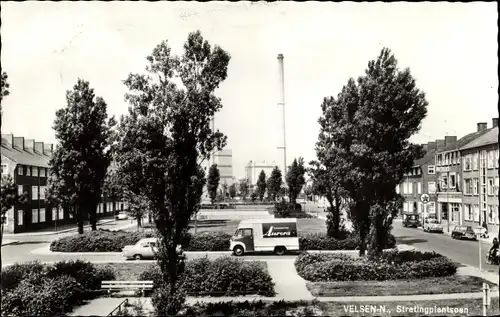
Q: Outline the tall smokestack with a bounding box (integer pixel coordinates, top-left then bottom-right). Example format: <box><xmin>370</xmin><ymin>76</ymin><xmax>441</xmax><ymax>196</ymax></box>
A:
<box><xmin>277</xmin><ymin>53</ymin><xmax>287</xmax><ymax>176</ymax></box>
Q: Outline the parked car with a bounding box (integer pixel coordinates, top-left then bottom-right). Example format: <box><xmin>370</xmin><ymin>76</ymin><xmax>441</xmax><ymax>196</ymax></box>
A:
<box><xmin>402</xmin><ymin>213</ymin><xmax>420</xmax><ymax>228</ymax></box>
<box><xmin>122</xmin><ymin>238</ymin><xmax>158</xmax><ymax>260</ymax></box>
<box><xmin>115</xmin><ymin>212</ymin><xmax>129</xmax><ymax>220</ymax></box>
<box><xmin>451</xmin><ymin>225</ymin><xmax>477</xmax><ymax>240</ymax></box>
<box><xmin>121</xmin><ymin>238</ymin><xmax>182</xmax><ymax>260</ymax></box>
<box><xmin>423</xmin><ymin>218</ymin><xmax>443</xmax><ymax>233</ymax></box>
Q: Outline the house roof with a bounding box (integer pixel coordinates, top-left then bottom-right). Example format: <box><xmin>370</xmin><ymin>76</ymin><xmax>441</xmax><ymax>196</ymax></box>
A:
<box><xmin>1</xmin><ymin>143</ymin><xmax>51</xmax><ymax>168</ymax></box>
<box><xmin>438</xmin><ymin>128</ymin><xmax>493</xmax><ymax>153</ymax></box>
<box><xmin>414</xmin><ymin>148</ymin><xmax>436</xmax><ymax>167</ymax></box>
<box><xmin>459</xmin><ymin>127</ymin><xmax>498</xmax><ymax>151</ymax></box>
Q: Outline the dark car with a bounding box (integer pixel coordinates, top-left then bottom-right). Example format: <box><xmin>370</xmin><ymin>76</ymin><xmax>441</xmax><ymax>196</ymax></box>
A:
<box><xmin>403</xmin><ymin>213</ymin><xmax>420</xmax><ymax>228</ymax></box>
<box><xmin>451</xmin><ymin>226</ymin><xmax>477</xmax><ymax>240</ymax></box>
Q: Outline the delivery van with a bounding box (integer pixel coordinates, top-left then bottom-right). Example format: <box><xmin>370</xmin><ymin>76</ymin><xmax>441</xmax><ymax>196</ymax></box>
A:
<box><xmin>229</xmin><ymin>218</ymin><xmax>300</xmax><ymax>256</ymax></box>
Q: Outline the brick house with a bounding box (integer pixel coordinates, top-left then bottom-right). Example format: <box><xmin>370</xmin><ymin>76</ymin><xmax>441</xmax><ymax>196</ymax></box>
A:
<box><xmin>459</xmin><ymin>121</ymin><xmax>499</xmax><ymax>236</ymax></box>
<box><xmin>1</xmin><ymin>134</ymin><xmax>124</xmax><ymax>233</ymax></box>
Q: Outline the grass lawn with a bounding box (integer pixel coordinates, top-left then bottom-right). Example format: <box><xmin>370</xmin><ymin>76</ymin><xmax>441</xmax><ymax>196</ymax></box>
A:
<box><xmin>187</xmin><ymin>218</ymin><xmax>326</xmax><ymax>235</ymax></box>
<box><xmin>320</xmin><ymin>298</ymin><xmax>500</xmax><ymax>316</ymax></box>
<box><xmin>94</xmin><ymin>261</ymin><xmax>268</xmax><ymax>281</ymax></box>
<box><xmin>307</xmin><ymin>276</ymin><xmax>498</xmax><ymax>297</ymax></box>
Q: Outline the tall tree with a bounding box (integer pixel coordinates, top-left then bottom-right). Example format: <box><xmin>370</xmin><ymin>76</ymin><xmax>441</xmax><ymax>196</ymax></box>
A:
<box><xmin>319</xmin><ymin>48</ymin><xmax>427</xmax><ymax>256</ymax></box>
<box><xmin>103</xmin><ymin>169</ymin><xmax>124</xmax><ymax>212</ymax></box>
<box><xmin>239</xmin><ymin>178</ymin><xmax>250</xmax><ymax>200</ymax></box>
<box><xmin>207</xmin><ymin>164</ymin><xmax>220</xmax><ymax>204</ymax></box>
<box><xmin>1</xmin><ymin>71</ymin><xmax>10</xmax><ymax>127</ymax></box>
<box><xmin>115</xmin><ymin>31</ymin><xmax>229</xmax><ymax>315</ymax></box>
<box><xmin>221</xmin><ymin>181</ymin><xmax>228</xmax><ymax>201</ymax></box>
<box><xmin>124</xmin><ymin>190</ymin><xmax>150</xmax><ymax>231</ymax></box>
<box><xmin>266</xmin><ymin>166</ymin><xmax>283</xmax><ymax>201</ymax></box>
<box><xmin>256</xmin><ymin>170</ymin><xmax>267</xmax><ymax>201</ymax></box>
<box><xmin>1</xmin><ymin>175</ymin><xmax>27</xmax><ymax>262</ymax></box>
<box><xmin>286</xmin><ymin>158</ymin><xmax>306</xmax><ymax>205</ymax></box>
<box><xmin>47</xmin><ymin>79</ymin><xmax>115</xmax><ymax>233</ymax></box>
<box><xmin>229</xmin><ymin>183</ymin><xmax>237</xmax><ymax>199</ymax></box>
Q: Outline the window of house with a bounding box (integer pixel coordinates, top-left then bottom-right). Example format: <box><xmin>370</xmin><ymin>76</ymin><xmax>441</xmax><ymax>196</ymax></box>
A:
<box><xmin>473</xmin><ymin>179</ymin><xmax>478</xmax><ymax>195</ymax></box>
<box><xmin>100</xmin><ymin>203</ymin><xmax>104</xmax><ymax>213</ymax></box>
<box><xmin>17</xmin><ymin>166</ymin><xmax>24</xmax><ymax>175</ymax></box>
<box><xmin>473</xmin><ymin>205</ymin><xmax>480</xmax><ymax>222</ymax></box>
<box><xmin>488</xmin><ymin>151</ymin><xmax>495</xmax><ymax>168</ymax></box>
<box><xmin>58</xmin><ymin>207</ymin><xmax>64</xmax><ymax>220</ymax></box>
<box><xmin>495</xmin><ymin>149</ymin><xmax>499</xmax><ymax>168</ymax></box>
<box><xmin>449</xmin><ymin>173</ymin><xmax>456</xmax><ymax>189</ymax></box>
<box><xmin>40</xmin><ymin>168</ymin><xmax>46</xmax><ymax>177</ymax></box>
<box><xmin>427</xmin><ymin>165</ymin><xmax>435</xmax><ymax>174</ymax></box>
<box><xmin>436</xmin><ymin>154</ymin><xmax>442</xmax><ymax>166</ymax></box>
<box><xmin>416</xmin><ymin>168</ymin><xmax>421</xmax><ymax>175</ymax></box>
<box><xmin>472</xmin><ymin>153</ymin><xmax>479</xmax><ymax>170</ymax></box>
<box><xmin>52</xmin><ymin>208</ymin><xmax>57</xmax><ymax>221</ymax></box>
<box><xmin>32</xmin><ymin>167</ymin><xmax>38</xmax><ymax>177</ymax></box>
<box><xmin>395</xmin><ymin>185</ymin><xmax>400</xmax><ymax>194</ymax></box>
<box><xmin>26</xmin><ymin>167</ymin><xmax>31</xmax><ymax>176</ymax></box>
<box><xmin>69</xmin><ymin>212</ymin><xmax>73</xmax><ymax>219</ymax></box>
<box><xmin>39</xmin><ymin>208</ymin><xmax>46</xmax><ymax>222</ymax></box>
<box><xmin>1</xmin><ymin>163</ymin><xmax>7</xmax><ymax>175</ymax></box>
<box><xmin>409</xmin><ymin>169</ymin><xmax>414</xmax><ymax>176</ymax></box>
<box><xmin>428</xmin><ymin>182</ymin><xmax>436</xmax><ymax>194</ymax></box>
<box><xmin>417</xmin><ymin>182</ymin><xmax>422</xmax><ymax>194</ymax></box>
<box><xmin>444</xmin><ymin>153</ymin><xmax>449</xmax><ymax>165</ymax></box>
<box><xmin>417</xmin><ymin>202</ymin><xmax>422</xmax><ymax>213</ymax></box>
<box><xmin>32</xmin><ymin>209</ymin><xmax>39</xmax><ymax>223</ymax></box>
<box><xmin>17</xmin><ymin>210</ymin><xmax>23</xmax><ymax>225</ymax></box>
<box><xmin>488</xmin><ymin>205</ymin><xmax>495</xmax><ymax>224</ymax></box>
<box><xmin>18</xmin><ymin>185</ymin><xmax>23</xmax><ymax>196</ymax></box>
<box><xmin>464</xmin><ymin>179</ymin><xmax>472</xmax><ymax>195</ymax></box>
<box><xmin>451</xmin><ymin>152</ymin><xmax>456</xmax><ymax>164</ymax></box>
<box><xmin>408</xmin><ymin>183</ymin><xmax>413</xmax><ymax>194</ymax></box>
<box><xmin>403</xmin><ymin>202</ymin><xmax>408</xmax><ymax>212</ymax></box>
<box><xmin>488</xmin><ymin>178</ymin><xmax>495</xmax><ymax>195</ymax></box>
<box><xmin>441</xmin><ymin>175</ymin><xmax>448</xmax><ymax>189</ymax></box>
<box><xmin>39</xmin><ymin>186</ymin><xmax>46</xmax><ymax>200</ymax></box>
<box><xmin>495</xmin><ymin>177</ymin><xmax>499</xmax><ymax>195</ymax></box>
<box><xmin>464</xmin><ymin>205</ymin><xmax>472</xmax><ymax>221</ymax></box>
<box><xmin>464</xmin><ymin>156</ymin><xmax>471</xmax><ymax>171</ymax></box>
<box><xmin>32</xmin><ymin>186</ymin><xmax>38</xmax><ymax>200</ymax></box>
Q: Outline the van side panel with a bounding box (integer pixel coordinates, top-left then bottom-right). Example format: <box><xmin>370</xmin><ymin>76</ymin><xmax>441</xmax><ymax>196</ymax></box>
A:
<box><xmin>253</xmin><ymin>221</ymin><xmax>299</xmax><ymax>252</ymax></box>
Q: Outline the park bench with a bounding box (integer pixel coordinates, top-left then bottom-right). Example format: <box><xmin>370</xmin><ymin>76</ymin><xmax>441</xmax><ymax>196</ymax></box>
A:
<box><xmin>101</xmin><ymin>281</ymin><xmax>154</xmax><ymax>297</ymax></box>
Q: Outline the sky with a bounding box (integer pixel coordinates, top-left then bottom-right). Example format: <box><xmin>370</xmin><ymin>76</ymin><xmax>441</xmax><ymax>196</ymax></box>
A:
<box><xmin>1</xmin><ymin>2</ymin><xmax>498</xmax><ymax>179</ymax></box>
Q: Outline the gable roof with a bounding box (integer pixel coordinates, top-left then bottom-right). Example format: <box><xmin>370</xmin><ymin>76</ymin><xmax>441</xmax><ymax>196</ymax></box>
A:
<box><xmin>414</xmin><ymin>148</ymin><xmax>436</xmax><ymax>167</ymax></box>
<box><xmin>459</xmin><ymin>127</ymin><xmax>498</xmax><ymax>151</ymax></box>
<box><xmin>1</xmin><ymin>143</ymin><xmax>51</xmax><ymax>168</ymax></box>
<box><xmin>438</xmin><ymin>128</ymin><xmax>493</xmax><ymax>153</ymax></box>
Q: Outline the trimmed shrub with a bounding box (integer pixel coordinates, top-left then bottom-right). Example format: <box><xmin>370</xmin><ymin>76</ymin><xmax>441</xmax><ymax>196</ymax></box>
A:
<box><xmin>294</xmin><ymin>251</ymin><xmax>457</xmax><ymax>282</ymax></box>
<box><xmin>46</xmin><ymin>260</ymin><xmax>115</xmax><ymax>291</ymax></box>
<box><xmin>185</xmin><ymin>232</ymin><xmax>231</xmax><ymax>251</ymax></box>
<box><xmin>139</xmin><ymin>257</ymin><xmax>275</xmax><ymax>297</ymax></box>
<box><xmin>1</xmin><ymin>261</ymin><xmax>46</xmax><ymax>291</ymax></box>
<box><xmin>49</xmin><ymin>229</ymin><xmax>153</xmax><ymax>252</ymax></box>
<box><xmin>272</xmin><ymin>201</ymin><xmax>313</xmax><ymax>219</ymax></box>
<box><xmin>299</xmin><ymin>232</ymin><xmax>396</xmax><ymax>251</ymax></box>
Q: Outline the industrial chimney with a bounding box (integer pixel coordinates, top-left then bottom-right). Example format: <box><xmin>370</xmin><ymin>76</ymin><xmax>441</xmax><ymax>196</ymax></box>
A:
<box><xmin>277</xmin><ymin>54</ymin><xmax>287</xmax><ymax>176</ymax></box>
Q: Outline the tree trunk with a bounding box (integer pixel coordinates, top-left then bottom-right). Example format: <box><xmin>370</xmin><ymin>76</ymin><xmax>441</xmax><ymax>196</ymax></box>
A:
<box><xmin>136</xmin><ymin>216</ymin><xmax>142</xmax><ymax>231</ymax></box>
<box><xmin>89</xmin><ymin>204</ymin><xmax>97</xmax><ymax>231</ymax></box>
<box><xmin>77</xmin><ymin>205</ymin><xmax>84</xmax><ymax>234</ymax></box>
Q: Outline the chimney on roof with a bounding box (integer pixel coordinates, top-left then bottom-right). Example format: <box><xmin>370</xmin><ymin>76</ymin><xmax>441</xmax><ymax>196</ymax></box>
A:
<box><xmin>436</xmin><ymin>139</ymin><xmax>446</xmax><ymax>151</ymax></box>
<box><xmin>1</xmin><ymin>134</ymin><xmax>13</xmax><ymax>148</ymax></box>
<box><xmin>13</xmin><ymin>137</ymin><xmax>25</xmax><ymax>150</ymax></box>
<box><xmin>34</xmin><ymin>142</ymin><xmax>44</xmax><ymax>154</ymax></box>
<box><xmin>477</xmin><ymin>122</ymin><xmax>487</xmax><ymax>132</ymax></box>
<box><xmin>493</xmin><ymin>118</ymin><xmax>498</xmax><ymax>128</ymax></box>
<box><xmin>43</xmin><ymin>143</ymin><xmax>54</xmax><ymax>156</ymax></box>
<box><xmin>445</xmin><ymin>136</ymin><xmax>457</xmax><ymax>148</ymax></box>
<box><xmin>25</xmin><ymin>139</ymin><xmax>35</xmax><ymax>152</ymax></box>
<box><xmin>427</xmin><ymin>141</ymin><xmax>437</xmax><ymax>151</ymax></box>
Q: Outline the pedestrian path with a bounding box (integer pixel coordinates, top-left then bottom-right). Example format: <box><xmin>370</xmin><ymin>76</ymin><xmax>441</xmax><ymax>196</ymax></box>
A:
<box><xmin>457</xmin><ymin>264</ymin><xmax>499</xmax><ymax>285</ymax></box>
<box><xmin>70</xmin><ymin>297</ymin><xmax>126</xmax><ymax>316</ymax></box>
<box><xmin>266</xmin><ymin>259</ymin><xmax>315</xmax><ymax>300</ymax></box>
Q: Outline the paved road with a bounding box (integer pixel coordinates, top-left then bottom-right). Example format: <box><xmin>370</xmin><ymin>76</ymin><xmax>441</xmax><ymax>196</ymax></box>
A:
<box><xmin>392</xmin><ymin>220</ymin><xmax>498</xmax><ymax>273</ymax></box>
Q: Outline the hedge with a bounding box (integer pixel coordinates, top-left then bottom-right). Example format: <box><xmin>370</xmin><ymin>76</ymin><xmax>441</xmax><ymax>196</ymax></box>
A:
<box><xmin>184</xmin><ymin>232</ymin><xmax>232</xmax><ymax>252</ymax></box>
<box><xmin>1</xmin><ymin>260</ymin><xmax>116</xmax><ymax>317</ymax></box>
<box><xmin>299</xmin><ymin>232</ymin><xmax>396</xmax><ymax>251</ymax></box>
<box><xmin>180</xmin><ymin>300</ymin><xmax>317</xmax><ymax>317</ymax></box>
<box><xmin>294</xmin><ymin>251</ymin><xmax>457</xmax><ymax>282</ymax></box>
<box><xmin>139</xmin><ymin>256</ymin><xmax>275</xmax><ymax>297</ymax></box>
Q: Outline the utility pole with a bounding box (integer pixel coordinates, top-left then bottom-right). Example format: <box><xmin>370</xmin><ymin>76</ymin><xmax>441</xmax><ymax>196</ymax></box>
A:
<box><xmin>277</xmin><ymin>54</ymin><xmax>287</xmax><ymax>176</ymax></box>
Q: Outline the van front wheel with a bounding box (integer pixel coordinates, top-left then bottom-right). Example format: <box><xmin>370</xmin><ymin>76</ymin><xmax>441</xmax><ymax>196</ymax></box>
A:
<box><xmin>274</xmin><ymin>246</ymin><xmax>286</xmax><ymax>256</ymax></box>
<box><xmin>233</xmin><ymin>246</ymin><xmax>244</xmax><ymax>256</ymax></box>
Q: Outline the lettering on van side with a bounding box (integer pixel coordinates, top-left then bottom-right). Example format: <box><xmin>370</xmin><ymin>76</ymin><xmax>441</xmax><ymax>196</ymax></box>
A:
<box><xmin>262</xmin><ymin>223</ymin><xmax>298</xmax><ymax>238</ymax></box>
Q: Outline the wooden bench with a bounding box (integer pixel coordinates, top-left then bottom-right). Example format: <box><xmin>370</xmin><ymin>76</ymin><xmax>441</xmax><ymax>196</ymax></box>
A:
<box><xmin>101</xmin><ymin>281</ymin><xmax>154</xmax><ymax>297</ymax></box>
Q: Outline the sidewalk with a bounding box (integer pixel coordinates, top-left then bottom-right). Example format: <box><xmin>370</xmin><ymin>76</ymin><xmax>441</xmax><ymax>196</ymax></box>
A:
<box><xmin>71</xmin><ymin>297</ymin><xmax>126</xmax><ymax>316</ymax></box>
<box><xmin>265</xmin><ymin>259</ymin><xmax>314</xmax><ymax>300</ymax></box>
<box><xmin>3</xmin><ymin>218</ymin><xmax>116</xmax><ymax>238</ymax></box>
<box><xmin>457</xmin><ymin>264</ymin><xmax>499</xmax><ymax>285</ymax></box>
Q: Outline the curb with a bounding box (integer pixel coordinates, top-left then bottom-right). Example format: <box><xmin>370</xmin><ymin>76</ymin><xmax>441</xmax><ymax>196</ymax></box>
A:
<box><xmin>1</xmin><ymin>240</ymin><xmax>20</xmax><ymax>247</ymax></box>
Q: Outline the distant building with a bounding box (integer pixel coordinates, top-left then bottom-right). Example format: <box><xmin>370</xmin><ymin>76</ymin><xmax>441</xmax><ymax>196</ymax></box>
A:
<box><xmin>1</xmin><ymin>133</ymin><xmax>124</xmax><ymax>233</ymax></box>
<box><xmin>245</xmin><ymin>160</ymin><xmax>279</xmax><ymax>185</ymax></box>
<box><xmin>213</xmin><ymin>149</ymin><xmax>234</xmax><ymax>186</ymax></box>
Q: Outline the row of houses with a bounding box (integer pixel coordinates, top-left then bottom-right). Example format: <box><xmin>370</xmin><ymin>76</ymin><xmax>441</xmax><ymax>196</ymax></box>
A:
<box><xmin>1</xmin><ymin>134</ymin><xmax>126</xmax><ymax>233</ymax></box>
<box><xmin>398</xmin><ymin>119</ymin><xmax>499</xmax><ymax>236</ymax></box>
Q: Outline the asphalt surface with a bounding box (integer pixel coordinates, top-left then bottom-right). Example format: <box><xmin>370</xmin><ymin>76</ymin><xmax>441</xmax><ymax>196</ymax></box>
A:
<box><xmin>1</xmin><ymin>212</ymin><xmax>499</xmax><ymax>275</ymax></box>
